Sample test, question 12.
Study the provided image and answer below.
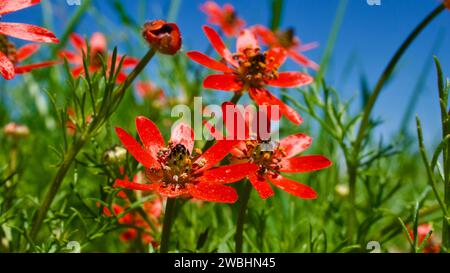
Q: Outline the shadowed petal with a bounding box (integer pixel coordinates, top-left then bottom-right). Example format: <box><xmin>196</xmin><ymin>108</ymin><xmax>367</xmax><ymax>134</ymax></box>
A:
<box><xmin>0</xmin><ymin>22</ymin><xmax>59</xmax><ymax>43</ymax></box>
<box><xmin>16</xmin><ymin>44</ymin><xmax>40</xmax><ymax>62</ymax></box>
<box><xmin>204</xmin><ymin>74</ymin><xmax>243</xmax><ymax>91</ymax></box>
<box><xmin>115</xmin><ymin>127</ymin><xmax>159</xmax><ymax>168</ymax></box>
<box><xmin>267</xmin><ymin>174</ymin><xmax>317</xmax><ymax>199</ymax></box>
<box><xmin>187</xmin><ymin>51</ymin><xmax>234</xmax><ymax>73</ymax></box>
<box><xmin>171</xmin><ymin>123</ymin><xmax>194</xmax><ymax>154</ymax></box>
<box><xmin>135</xmin><ymin>116</ymin><xmax>165</xmax><ymax>158</ymax></box>
<box><xmin>280</xmin><ymin>155</ymin><xmax>332</xmax><ymax>173</ymax></box>
<box><xmin>0</xmin><ymin>0</ymin><xmax>40</xmax><ymax>15</ymax></box>
<box><xmin>200</xmin><ymin>163</ymin><xmax>258</xmax><ymax>184</ymax></box>
<box><xmin>249</xmin><ymin>173</ymin><xmax>274</xmax><ymax>199</ymax></box>
<box><xmin>0</xmin><ymin>51</ymin><xmax>15</xmax><ymax>80</ymax></box>
<box><xmin>115</xmin><ymin>179</ymin><xmax>158</xmax><ymax>191</ymax></box>
<box><xmin>249</xmin><ymin>88</ymin><xmax>302</xmax><ymax>125</ymax></box>
<box><xmin>267</xmin><ymin>72</ymin><xmax>313</xmax><ymax>88</ymax></box>
<box><xmin>189</xmin><ymin>183</ymin><xmax>238</xmax><ymax>203</ymax></box>
<box><xmin>252</xmin><ymin>25</ymin><xmax>278</xmax><ymax>47</ymax></box>
<box><xmin>202</xmin><ymin>25</ymin><xmax>238</xmax><ymax>67</ymax></box>
<box><xmin>278</xmin><ymin>133</ymin><xmax>312</xmax><ymax>158</ymax></box>
<box><xmin>194</xmin><ymin>140</ymin><xmax>240</xmax><ymax>172</ymax></box>
<box><xmin>59</xmin><ymin>50</ymin><xmax>81</xmax><ymax>63</ymax></box>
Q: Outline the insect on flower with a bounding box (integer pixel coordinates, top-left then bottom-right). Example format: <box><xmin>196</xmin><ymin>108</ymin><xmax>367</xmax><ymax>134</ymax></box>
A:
<box><xmin>0</xmin><ymin>0</ymin><xmax>59</xmax><ymax>79</ymax></box>
<box><xmin>142</xmin><ymin>20</ymin><xmax>182</xmax><ymax>55</ymax></box>
<box><xmin>252</xmin><ymin>25</ymin><xmax>319</xmax><ymax>70</ymax></box>
<box><xmin>200</xmin><ymin>1</ymin><xmax>245</xmax><ymax>37</ymax></box>
<box><xmin>114</xmin><ymin>116</ymin><xmax>258</xmax><ymax>203</ymax></box>
<box><xmin>187</xmin><ymin>26</ymin><xmax>313</xmax><ymax>125</ymax></box>
<box><xmin>59</xmin><ymin>32</ymin><xmax>139</xmax><ymax>83</ymax></box>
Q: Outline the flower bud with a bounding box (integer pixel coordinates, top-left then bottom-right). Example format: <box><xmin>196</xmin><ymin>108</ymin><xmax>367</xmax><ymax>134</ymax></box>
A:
<box><xmin>103</xmin><ymin>146</ymin><xmax>127</xmax><ymax>165</ymax></box>
<box><xmin>142</xmin><ymin>20</ymin><xmax>182</xmax><ymax>55</ymax></box>
<box><xmin>3</xmin><ymin>123</ymin><xmax>30</xmax><ymax>139</ymax></box>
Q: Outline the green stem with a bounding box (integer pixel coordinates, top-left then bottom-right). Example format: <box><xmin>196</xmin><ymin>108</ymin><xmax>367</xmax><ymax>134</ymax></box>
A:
<box><xmin>28</xmin><ymin>49</ymin><xmax>157</xmax><ymax>243</ymax></box>
<box><xmin>235</xmin><ymin>181</ymin><xmax>252</xmax><ymax>253</ymax></box>
<box><xmin>160</xmin><ymin>198</ymin><xmax>177</xmax><ymax>253</ymax></box>
<box><xmin>353</xmin><ymin>4</ymin><xmax>445</xmax><ymax>155</ymax></box>
<box><xmin>346</xmin><ymin>3</ymin><xmax>445</xmax><ymax>241</ymax></box>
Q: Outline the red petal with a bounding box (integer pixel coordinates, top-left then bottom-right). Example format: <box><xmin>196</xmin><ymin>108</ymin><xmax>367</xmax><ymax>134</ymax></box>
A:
<box><xmin>170</xmin><ymin>123</ymin><xmax>194</xmax><ymax>154</ymax></box>
<box><xmin>122</xmin><ymin>57</ymin><xmax>139</xmax><ymax>67</ymax></box>
<box><xmin>288</xmin><ymin>49</ymin><xmax>319</xmax><ymax>70</ymax></box>
<box><xmin>58</xmin><ymin>50</ymin><xmax>81</xmax><ymax>63</ymax></box>
<box><xmin>116</xmin><ymin>71</ymin><xmax>127</xmax><ymax>84</ymax></box>
<box><xmin>115</xmin><ymin>127</ymin><xmax>159</xmax><ymax>169</ymax></box>
<box><xmin>70</xmin><ymin>33</ymin><xmax>87</xmax><ymax>51</ymax></box>
<box><xmin>279</xmin><ymin>133</ymin><xmax>312</xmax><ymax>158</ymax></box>
<box><xmin>188</xmin><ymin>183</ymin><xmax>238</xmax><ymax>203</ymax></box>
<box><xmin>135</xmin><ymin>116</ymin><xmax>165</xmax><ymax>158</ymax></box>
<box><xmin>199</xmin><ymin>163</ymin><xmax>258</xmax><ymax>184</ymax></box>
<box><xmin>194</xmin><ymin>140</ymin><xmax>239</xmax><ymax>172</ymax></box>
<box><xmin>187</xmin><ymin>51</ymin><xmax>234</xmax><ymax>73</ymax></box>
<box><xmin>267</xmin><ymin>72</ymin><xmax>313</xmax><ymax>88</ymax></box>
<box><xmin>266</xmin><ymin>47</ymin><xmax>287</xmax><ymax>70</ymax></box>
<box><xmin>249</xmin><ymin>173</ymin><xmax>274</xmax><ymax>199</ymax></box>
<box><xmin>16</xmin><ymin>44</ymin><xmax>40</xmax><ymax>62</ymax></box>
<box><xmin>204</xmin><ymin>74</ymin><xmax>243</xmax><ymax>91</ymax></box>
<box><xmin>202</xmin><ymin>25</ymin><xmax>238</xmax><ymax>67</ymax></box>
<box><xmin>0</xmin><ymin>51</ymin><xmax>15</xmax><ymax>80</ymax></box>
<box><xmin>267</xmin><ymin>174</ymin><xmax>317</xmax><ymax>199</ymax></box>
<box><xmin>0</xmin><ymin>0</ymin><xmax>40</xmax><ymax>15</ymax></box>
<box><xmin>115</xmin><ymin>178</ymin><xmax>158</xmax><ymax>191</ymax></box>
<box><xmin>236</xmin><ymin>29</ymin><xmax>259</xmax><ymax>54</ymax></box>
<box><xmin>0</xmin><ymin>22</ymin><xmax>58</xmax><ymax>43</ymax></box>
<box><xmin>156</xmin><ymin>185</ymin><xmax>190</xmax><ymax>198</ymax></box>
<box><xmin>280</xmin><ymin>155</ymin><xmax>332</xmax><ymax>173</ymax></box>
<box><xmin>249</xmin><ymin>88</ymin><xmax>303</xmax><ymax>125</ymax></box>
<box><xmin>15</xmin><ymin>61</ymin><xmax>59</xmax><ymax>73</ymax></box>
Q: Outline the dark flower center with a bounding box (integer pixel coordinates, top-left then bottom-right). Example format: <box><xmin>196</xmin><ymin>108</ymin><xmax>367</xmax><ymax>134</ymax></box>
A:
<box><xmin>237</xmin><ymin>52</ymin><xmax>279</xmax><ymax>88</ymax></box>
<box><xmin>276</xmin><ymin>28</ymin><xmax>297</xmax><ymax>48</ymax></box>
<box><xmin>0</xmin><ymin>35</ymin><xmax>18</xmax><ymax>65</ymax></box>
<box><xmin>154</xmin><ymin>143</ymin><xmax>205</xmax><ymax>187</ymax></box>
<box><xmin>224</xmin><ymin>11</ymin><xmax>238</xmax><ymax>25</ymax></box>
<box><xmin>237</xmin><ymin>140</ymin><xmax>282</xmax><ymax>175</ymax></box>
<box><xmin>90</xmin><ymin>49</ymin><xmax>107</xmax><ymax>68</ymax></box>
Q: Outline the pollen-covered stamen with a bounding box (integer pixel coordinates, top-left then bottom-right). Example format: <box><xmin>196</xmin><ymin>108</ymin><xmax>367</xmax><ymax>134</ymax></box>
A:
<box><xmin>153</xmin><ymin>144</ymin><xmax>204</xmax><ymax>190</ymax></box>
<box><xmin>237</xmin><ymin>51</ymin><xmax>279</xmax><ymax>88</ymax></box>
<box><xmin>238</xmin><ymin>140</ymin><xmax>283</xmax><ymax>175</ymax></box>
<box><xmin>0</xmin><ymin>35</ymin><xmax>18</xmax><ymax>65</ymax></box>
<box><xmin>276</xmin><ymin>28</ymin><xmax>297</xmax><ymax>48</ymax></box>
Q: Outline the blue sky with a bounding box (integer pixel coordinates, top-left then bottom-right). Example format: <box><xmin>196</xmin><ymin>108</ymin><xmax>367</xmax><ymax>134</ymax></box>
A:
<box><xmin>5</xmin><ymin>0</ymin><xmax>450</xmax><ymax>141</ymax></box>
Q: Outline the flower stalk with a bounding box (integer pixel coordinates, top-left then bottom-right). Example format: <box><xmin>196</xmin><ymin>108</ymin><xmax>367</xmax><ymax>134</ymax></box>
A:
<box><xmin>160</xmin><ymin>198</ymin><xmax>177</xmax><ymax>253</ymax></box>
<box><xmin>29</xmin><ymin>48</ymin><xmax>157</xmax><ymax>242</ymax></box>
<box><xmin>235</xmin><ymin>180</ymin><xmax>252</xmax><ymax>253</ymax></box>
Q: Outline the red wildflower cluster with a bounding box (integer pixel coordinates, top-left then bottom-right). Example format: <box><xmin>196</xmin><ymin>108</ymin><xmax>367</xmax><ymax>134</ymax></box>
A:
<box><xmin>103</xmin><ymin>186</ymin><xmax>163</xmax><ymax>245</ymax></box>
<box><xmin>201</xmin><ymin>1</ymin><xmax>245</xmax><ymax>37</ymax></box>
<box><xmin>114</xmin><ymin>116</ymin><xmax>258</xmax><ymax>203</ymax></box>
<box><xmin>187</xmin><ymin>26</ymin><xmax>313</xmax><ymax>125</ymax></box>
<box><xmin>59</xmin><ymin>33</ymin><xmax>139</xmax><ymax>83</ymax></box>
<box><xmin>0</xmin><ymin>0</ymin><xmax>59</xmax><ymax>79</ymax></box>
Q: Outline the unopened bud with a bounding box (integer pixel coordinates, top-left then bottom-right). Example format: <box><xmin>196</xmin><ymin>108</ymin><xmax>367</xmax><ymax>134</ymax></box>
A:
<box><xmin>142</xmin><ymin>20</ymin><xmax>182</xmax><ymax>55</ymax></box>
<box><xmin>3</xmin><ymin>123</ymin><xmax>30</xmax><ymax>139</ymax></box>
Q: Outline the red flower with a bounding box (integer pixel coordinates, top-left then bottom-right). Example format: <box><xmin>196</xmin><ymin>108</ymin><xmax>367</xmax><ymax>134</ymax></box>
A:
<box><xmin>200</xmin><ymin>1</ymin><xmax>245</xmax><ymax>37</ymax></box>
<box><xmin>231</xmin><ymin>134</ymin><xmax>331</xmax><ymax>199</ymax></box>
<box><xmin>408</xmin><ymin>224</ymin><xmax>441</xmax><ymax>253</ymax></box>
<box><xmin>114</xmin><ymin>116</ymin><xmax>258</xmax><ymax>203</ymax></box>
<box><xmin>142</xmin><ymin>20</ymin><xmax>182</xmax><ymax>55</ymax></box>
<box><xmin>187</xmin><ymin>26</ymin><xmax>313</xmax><ymax>125</ymax></box>
<box><xmin>135</xmin><ymin>81</ymin><xmax>166</xmax><ymax>106</ymax></box>
<box><xmin>59</xmin><ymin>32</ymin><xmax>139</xmax><ymax>83</ymax></box>
<box><xmin>445</xmin><ymin>0</ymin><xmax>450</xmax><ymax>9</ymax></box>
<box><xmin>252</xmin><ymin>25</ymin><xmax>319</xmax><ymax>70</ymax></box>
<box><xmin>102</xmin><ymin>186</ymin><xmax>163</xmax><ymax>245</ymax></box>
<box><xmin>0</xmin><ymin>0</ymin><xmax>59</xmax><ymax>79</ymax></box>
